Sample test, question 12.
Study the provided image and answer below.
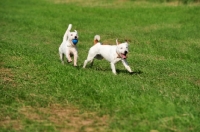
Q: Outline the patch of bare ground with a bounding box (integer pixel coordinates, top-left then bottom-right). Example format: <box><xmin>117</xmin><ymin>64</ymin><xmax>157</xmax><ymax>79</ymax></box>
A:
<box><xmin>0</xmin><ymin>116</ymin><xmax>23</xmax><ymax>131</ymax></box>
<box><xmin>20</xmin><ymin>104</ymin><xmax>109</xmax><ymax>132</ymax></box>
<box><xmin>0</xmin><ymin>63</ymin><xmax>17</xmax><ymax>88</ymax></box>
<box><xmin>187</xmin><ymin>77</ymin><xmax>200</xmax><ymax>87</ymax></box>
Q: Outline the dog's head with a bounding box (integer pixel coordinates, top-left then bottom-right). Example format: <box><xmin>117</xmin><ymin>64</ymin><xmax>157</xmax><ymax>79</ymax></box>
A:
<box><xmin>68</xmin><ymin>30</ymin><xmax>79</xmax><ymax>45</ymax></box>
<box><xmin>116</xmin><ymin>39</ymin><xmax>129</xmax><ymax>59</ymax></box>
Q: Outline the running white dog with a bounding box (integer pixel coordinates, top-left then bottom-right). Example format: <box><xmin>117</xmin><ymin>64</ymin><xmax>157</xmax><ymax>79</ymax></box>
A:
<box><xmin>59</xmin><ymin>24</ymin><xmax>78</xmax><ymax>66</ymax></box>
<box><xmin>83</xmin><ymin>35</ymin><xmax>133</xmax><ymax>75</ymax></box>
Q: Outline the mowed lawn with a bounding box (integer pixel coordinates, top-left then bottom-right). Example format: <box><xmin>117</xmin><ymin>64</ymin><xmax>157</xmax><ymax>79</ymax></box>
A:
<box><xmin>0</xmin><ymin>0</ymin><xmax>200</xmax><ymax>131</ymax></box>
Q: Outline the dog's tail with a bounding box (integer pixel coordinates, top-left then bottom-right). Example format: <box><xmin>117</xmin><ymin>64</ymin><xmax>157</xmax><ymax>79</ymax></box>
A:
<box><xmin>63</xmin><ymin>24</ymin><xmax>72</xmax><ymax>42</ymax></box>
<box><xmin>94</xmin><ymin>35</ymin><xmax>100</xmax><ymax>45</ymax></box>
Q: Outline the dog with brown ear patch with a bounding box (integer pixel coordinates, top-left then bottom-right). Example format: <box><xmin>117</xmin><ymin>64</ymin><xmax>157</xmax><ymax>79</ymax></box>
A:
<box><xmin>83</xmin><ymin>35</ymin><xmax>133</xmax><ymax>75</ymax></box>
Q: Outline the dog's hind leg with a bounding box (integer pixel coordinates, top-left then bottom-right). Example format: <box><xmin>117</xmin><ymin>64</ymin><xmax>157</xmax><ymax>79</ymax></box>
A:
<box><xmin>83</xmin><ymin>55</ymin><xmax>95</xmax><ymax>68</ymax></box>
<box><xmin>90</xmin><ymin>59</ymin><xmax>94</xmax><ymax>67</ymax></box>
<box><xmin>83</xmin><ymin>59</ymin><xmax>89</xmax><ymax>68</ymax></box>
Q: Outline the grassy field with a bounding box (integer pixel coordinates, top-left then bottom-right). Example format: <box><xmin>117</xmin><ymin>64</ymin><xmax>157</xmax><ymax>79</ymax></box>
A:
<box><xmin>1</xmin><ymin>0</ymin><xmax>200</xmax><ymax>131</ymax></box>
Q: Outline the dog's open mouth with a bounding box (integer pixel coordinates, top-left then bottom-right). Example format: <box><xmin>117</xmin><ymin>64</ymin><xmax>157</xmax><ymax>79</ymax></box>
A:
<box><xmin>121</xmin><ymin>53</ymin><xmax>127</xmax><ymax>59</ymax></box>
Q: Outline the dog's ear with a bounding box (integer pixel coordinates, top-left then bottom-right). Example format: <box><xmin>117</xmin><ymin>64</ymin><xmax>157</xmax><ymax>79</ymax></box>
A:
<box><xmin>116</xmin><ymin>39</ymin><xmax>119</xmax><ymax>45</ymax></box>
<box><xmin>74</xmin><ymin>30</ymin><xmax>77</xmax><ymax>33</ymax></box>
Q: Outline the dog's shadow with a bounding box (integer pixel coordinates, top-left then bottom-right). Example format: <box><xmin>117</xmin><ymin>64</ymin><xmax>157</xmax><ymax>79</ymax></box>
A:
<box><xmin>60</xmin><ymin>63</ymin><xmax>143</xmax><ymax>76</ymax></box>
<box><xmin>116</xmin><ymin>69</ymin><xmax>143</xmax><ymax>75</ymax></box>
<box><xmin>86</xmin><ymin>65</ymin><xmax>143</xmax><ymax>75</ymax></box>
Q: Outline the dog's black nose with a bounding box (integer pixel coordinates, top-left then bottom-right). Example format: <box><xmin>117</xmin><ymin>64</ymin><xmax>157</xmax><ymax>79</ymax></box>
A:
<box><xmin>75</xmin><ymin>36</ymin><xmax>77</xmax><ymax>39</ymax></box>
<box><xmin>124</xmin><ymin>51</ymin><xmax>128</xmax><ymax>54</ymax></box>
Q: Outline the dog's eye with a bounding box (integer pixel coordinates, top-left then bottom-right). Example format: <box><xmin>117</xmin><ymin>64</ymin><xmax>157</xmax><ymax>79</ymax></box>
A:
<box><xmin>120</xmin><ymin>47</ymin><xmax>123</xmax><ymax>49</ymax></box>
<box><xmin>71</xmin><ymin>34</ymin><xmax>73</xmax><ymax>36</ymax></box>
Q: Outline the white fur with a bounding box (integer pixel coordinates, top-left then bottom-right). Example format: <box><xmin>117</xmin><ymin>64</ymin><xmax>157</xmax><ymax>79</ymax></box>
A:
<box><xmin>83</xmin><ymin>35</ymin><xmax>133</xmax><ymax>75</ymax></box>
<box><xmin>59</xmin><ymin>24</ymin><xmax>79</xmax><ymax>66</ymax></box>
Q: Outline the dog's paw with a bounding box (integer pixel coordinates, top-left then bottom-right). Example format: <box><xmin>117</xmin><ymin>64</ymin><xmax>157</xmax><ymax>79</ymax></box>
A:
<box><xmin>68</xmin><ymin>60</ymin><xmax>72</xmax><ymax>63</ymax></box>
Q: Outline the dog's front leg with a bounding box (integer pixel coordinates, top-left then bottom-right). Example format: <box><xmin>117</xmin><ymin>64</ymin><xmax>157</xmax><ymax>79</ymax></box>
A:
<box><xmin>110</xmin><ymin>62</ymin><xmax>117</xmax><ymax>75</ymax></box>
<box><xmin>121</xmin><ymin>59</ymin><xmax>133</xmax><ymax>73</ymax></box>
<box><xmin>83</xmin><ymin>60</ymin><xmax>88</xmax><ymax>68</ymax></box>
<box><xmin>73</xmin><ymin>51</ymin><xmax>78</xmax><ymax>67</ymax></box>
<box><xmin>66</xmin><ymin>51</ymin><xmax>72</xmax><ymax>63</ymax></box>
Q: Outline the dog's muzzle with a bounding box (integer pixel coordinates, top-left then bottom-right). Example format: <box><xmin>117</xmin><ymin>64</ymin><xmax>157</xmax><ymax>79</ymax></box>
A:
<box><xmin>121</xmin><ymin>51</ymin><xmax>128</xmax><ymax>59</ymax></box>
<box><xmin>72</xmin><ymin>38</ymin><xmax>78</xmax><ymax>45</ymax></box>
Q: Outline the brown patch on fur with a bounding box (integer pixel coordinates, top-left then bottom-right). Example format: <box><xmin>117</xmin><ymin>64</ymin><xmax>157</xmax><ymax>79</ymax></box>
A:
<box><xmin>94</xmin><ymin>39</ymin><xmax>99</xmax><ymax>45</ymax></box>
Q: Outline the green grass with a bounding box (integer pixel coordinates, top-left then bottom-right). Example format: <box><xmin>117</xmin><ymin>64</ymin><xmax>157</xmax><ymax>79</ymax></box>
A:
<box><xmin>1</xmin><ymin>0</ymin><xmax>200</xmax><ymax>131</ymax></box>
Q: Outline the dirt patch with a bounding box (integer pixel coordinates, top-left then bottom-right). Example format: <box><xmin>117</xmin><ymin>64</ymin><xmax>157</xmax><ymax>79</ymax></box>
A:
<box><xmin>0</xmin><ymin>64</ymin><xmax>17</xmax><ymax>87</ymax></box>
<box><xmin>20</xmin><ymin>104</ymin><xmax>109</xmax><ymax>132</ymax></box>
<box><xmin>188</xmin><ymin>78</ymin><xmax>200</xmax><ymax>87</ymax></box>
<box><xmin>0</xmin><ymin>116</ymin><xmax>23</xmax><ymax>131</ymax></box>
<box><xmin>1</xmin><ymin>68</ymin><xmax>13</xmax><ymax>81</ymax></box>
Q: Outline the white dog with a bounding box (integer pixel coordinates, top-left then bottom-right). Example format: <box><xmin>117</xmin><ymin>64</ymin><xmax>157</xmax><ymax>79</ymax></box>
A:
<box><xmin>83</xmin><ymin>35</ymin><xmax>133</xmax><ymax>75</ymax></box>
<box><xmin>59</xmin><ymin>24</ymin><xmax>79</xmax><ymax>66</ymax></box>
